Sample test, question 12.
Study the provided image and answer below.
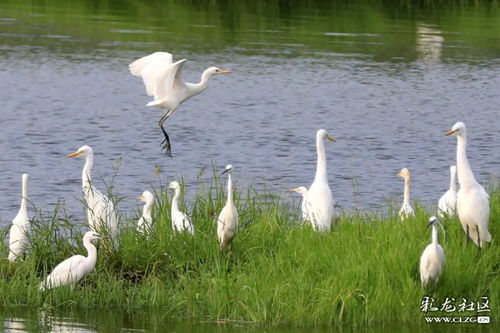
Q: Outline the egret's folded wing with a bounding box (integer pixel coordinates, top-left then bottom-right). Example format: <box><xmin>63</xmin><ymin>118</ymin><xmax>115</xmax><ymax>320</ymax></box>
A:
<box><xmin>43</xmin><ymin>255</ymin><xmax>85</xmax><ymax>288</ymax></box>
<box><xmin>129</xmin><ymin>52</ymin><xmax>173</xmax><ymax>97</ymax></box>
<box><xmin>155</xmin><ymin>59</ymin><xmax>186</xmax><ymax>100</ymax></box>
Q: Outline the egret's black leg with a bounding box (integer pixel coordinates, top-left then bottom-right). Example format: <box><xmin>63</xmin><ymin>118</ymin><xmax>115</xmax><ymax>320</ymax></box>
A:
<box><xmin>466</xmin><ymin>225</ymin><xmax>470</xmax><ymax>244</ymax></box>
<box><xmin>477</xmin><ymin>225</ymin><xmax>481</xmax><ymax>250</ymax></box>
<box><xmin>158</xmin><ymin>113</ymin><xmax>172</xmax><ymax>157</ymax></box>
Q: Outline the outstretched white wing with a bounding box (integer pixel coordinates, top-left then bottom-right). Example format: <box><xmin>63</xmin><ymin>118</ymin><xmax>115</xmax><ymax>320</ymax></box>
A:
<box><xmin>155</xmin><ymin>59</ymin><xmax>187</xmax><ymax>100</ymax></box>
<box><xmin>129</xmin><ymin>52</ymin><xmax>173</xmax><ymax>97</ymax></box>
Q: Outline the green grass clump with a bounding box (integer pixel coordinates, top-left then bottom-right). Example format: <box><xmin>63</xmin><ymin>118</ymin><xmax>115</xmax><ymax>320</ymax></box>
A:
<box><xmin>0</xmin><ymin>174</ymin><xmax>498</xmax><ymax>328</ymax></box>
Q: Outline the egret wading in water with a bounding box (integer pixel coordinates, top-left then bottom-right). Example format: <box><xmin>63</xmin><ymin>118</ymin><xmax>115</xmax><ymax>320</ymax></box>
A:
<box><xmin>397</xmin><ymin>168</ymin><xmax>415</xmax><ymax>220</ymax></box>
<box><xmin>129</xmin><ymin>52</ymin><xmax>232</xmax><ymax>156</ymax></box>
<box><xmin>438</xmin><ymin>165</ymin><xmax>458</xmax><ymax>218</ymax></box>
<box><xmin>446</xmin><ymin>122</ymin><xmax>491</xmax><ymax>248</ymax></box>
<box><xmin>40</xmin><ymin>231</ymin><xmax>101</xmax><ymax>290</ymax></box>
<box><xmin>217</xmin><ymin>165</ymin><xmax>238</xmax><ymax>250</ymax></box>
<box><xmin>169</xmin><ymin>181</ymin><xmax>195</xmax><ymax>235</ymax></box>
<box><xmin>289</xmin><ymin>186</ymin><xmax>310</xmax><ymax>223</ymax></box>
<box><xmin>307</xmin><ymin>129</ymin><xmax>335</xmax><ymax>231</ymax></box>
<box><xmin>8</xmin><ymin>174</ymin><xmax>30</xmax><ymax>262</ymax></box>
<box><xmin>419</xmin><ymin>216</ymin><xmax>445</xmax><ymax>289</ymax></box>
<box><xmin>137</xmin><ymin>191</ymin><xmax>154</xmax><ymax>233</ymax></box>
<box><xmin>67</xmin><ymin>146</ymin><xmax>118</xmax><ymax>241</ymax></box>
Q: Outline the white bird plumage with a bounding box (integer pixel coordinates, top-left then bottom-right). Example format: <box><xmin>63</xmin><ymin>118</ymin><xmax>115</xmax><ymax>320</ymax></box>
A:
<box><xmin>217</xmin><ymin>165</ymin><xmax>238</xmax><ymax>250</ymax></box>
<box><xmin>289</xmin><ymin>186</ymin><xmax>310</xmax><ymax>223</ymax></box>
<box><xmin>67</xmin><ymin>145</ymin><xmax>118</xmax><ymax>241</ymax></box>
<box><xmin>40</xmin><ymin>231</ymin><xmax>101</xmax><ymax>290</ymax></box>
<box><xmin>307</xmin><ymin>129</ymin><xmax>335</xmax><ymax>231</ymax></box>
<box><xmin>169</xmin><ymin>181</ymin><xmax>195</xmax><ymax>235</ymax></box>
<box><xmin>419</xmin><ymin>216</ymin><xmax>445</xmax><ymax>289</ymax></box>
<box><xmin>446</xmin><ymin>122</ymin><xmax>491</xmax><ymax>247</ymax></box>
<box><xmin>129</xmin><ymin>51</ymin><xmax>232</xmax><ymax>156</ymax></box>
<box><xmin>397</xmin><ymin>168</ymin><xmax>415</xmax><ymax>220</ymax></box>
<box><xmin>8</xmin><ymin>174</ymin><xmax>30</xmax><ymax>262</ymax></box>
<box><xmin>438</xmin><ymin>165</ymin><xmax>458</xmax><ymax>218</ymax></box>
<box><xmin>137</xmin><ymin>191</ymin><xmax>154</xmax><ymax>233</ymax></box>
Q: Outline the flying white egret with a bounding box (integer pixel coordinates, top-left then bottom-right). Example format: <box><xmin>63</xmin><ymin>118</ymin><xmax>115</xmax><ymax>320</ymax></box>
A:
<box><xmin>169</xmin><ymin>181</ymin><xmax>195</xmax><ymax>235</ymax></box>
<box><xmin>397</xmin><ymin>168</ymin><xmax>415</xmax><ymax>220</ymax></box>
<box><xmin>129</xmin><ymin>51</ymin><xmax>232</xmax><ymax>156</ymax></box>
<box><xmin>40</xmin><ymin>231</ymin><xmax>101</xmax><ymax>290</ymax></box>
<box><xmin>137</xmin><ymin>191</ymin><xmax>154</xmax><ymax>233</ymax></box>
<box><xmin>446</xmin><ymin>122</ymin><xmax>491</xmax><ymax>247</ymax></box>
<box><xmin>67</xmin><ymin>145</ymin><xmax>118</xmax><ymax>241</ymax></box>
<box><xmin>419</xmin><ymin>216</ymin><xmax>445</xmax><ymax>289</ymax></box>
<box><xmin>307</xmin><ymin>129</ymin><xmax>335</xmax><ymax>231</ymax></box>
<box><xmin>289</xmin><ymin>186</ymin><xmax>310</xmax><ymax>223</ymax></box>
<box><xmin>217</xmin><ymin>165</ymin><xmax>238</xmax><ymax>250</ymax></box>
<box><xmin>8</xmin><ymin>174</ymin><xmax>30</xmax><ymax>262</ymax></box>
<box><xmin>438</xmin><ymin>165</ymin><xmax>458</xmax><ymax>218</ymax></box>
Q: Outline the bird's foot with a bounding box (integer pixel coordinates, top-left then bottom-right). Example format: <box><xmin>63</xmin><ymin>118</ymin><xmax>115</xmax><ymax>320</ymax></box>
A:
<box><xmin>161</xmin><ymin>140</ymin><xmax>172</xmax><ymax>157</ymax></box>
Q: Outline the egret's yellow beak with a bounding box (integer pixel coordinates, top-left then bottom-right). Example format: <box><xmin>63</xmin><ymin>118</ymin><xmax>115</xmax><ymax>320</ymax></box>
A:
<box><xmin>445</xmin><ymin>129</ymin><xmax>457</xmax><ymax>136</ymax></box>
<box><xmin>289</xmin><ymin>188</ymin><xmax>299</xmax><ymax>193</ymax></box>
<box><xmin>218</xmin><ymin>69</ymin><xmax>232</xmax><ymax>74</ymax></box>
<box><xmin>396</xmin><ymin>172</ymin><xmax>402</xmax><ymax>177</ymax></box>
<box><xmin>138</xmin><ymin>196</ymin><xmax>145</xmax><ymax>201</ymax></box>
<box><xmin>327</xmin><ymin>135</ymin><xmax>336</xmax><ymax>142</ymax></box>
<box><xmin>67</xmin><ymin>151</ymin><xmax>82</xmax><ymax>158</ymax></box>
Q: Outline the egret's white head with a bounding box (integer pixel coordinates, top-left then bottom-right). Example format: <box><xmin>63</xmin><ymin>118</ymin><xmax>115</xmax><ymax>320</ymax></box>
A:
<box><xmin>83</xmin><ymin>231</ymin><xmax>101</xmax><ymax>242</ymax></box>
<box><xmin>169</xmin><ymin>181</ymin><xmax>181</xmax><ymax>190</ymax></box>
<box><xmin>445</xmin><ymin>122</ymin><xmax>466</xmax><ymax>137</ymax></box>
<box><xmin>289</xmin><ymin>186</ymin><xmax>308</xmax><ymax>195</ymax></box>
<box><xmin>221</xmin><ymin>164</ymin><xmax>233</xmax><ymax>175</ymax></box>
<box><xmin>67</xmin><ymin>145</ymin><xmax>93</xmax><ymax>158</ymax></box>
<box><xmin>450</xmin><ymin>165</ymin><xmax>457</xmax><ymax>175</ymax></box>
<box><xmin>428</xmin><ymin>216</ymin><xmax>438</xmax><ymax>226</ymax></box>
<box><xmin>22</xmin><ymin>173</ymin><xmax>29</xmax><ymax>183</ymax></box>
<box><xmin>206</xmin><ymin>66</ymin><xmax>232</xmax><ymax>77</ymax></box>
<box><xmin>317</xmin><ymin>129</ymin><xmax>336</xmax><ymax>142</ymax></box>
<box><xmin>397</xmin><ymin>168</ymin><xmax>411</xmax><ymax>179</ymax></box>
<box><xmin>138</xmin><ymin>191</ymin><xmax>154</xmax><ymax>204</ymax></box>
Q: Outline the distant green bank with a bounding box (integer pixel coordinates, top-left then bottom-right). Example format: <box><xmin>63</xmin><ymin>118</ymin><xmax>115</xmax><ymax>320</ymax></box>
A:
<box><xmin>0</xmin><ymin>176</ymin><xmax>498</xmax><ymax>328</ymax></box>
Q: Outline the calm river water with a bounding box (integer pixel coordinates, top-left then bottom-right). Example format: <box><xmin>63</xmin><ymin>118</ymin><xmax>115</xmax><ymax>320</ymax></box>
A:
<box><xmin>0</xmin><ymin>0</ymin><xmax>499</xmax><ymax>330</ymax></box>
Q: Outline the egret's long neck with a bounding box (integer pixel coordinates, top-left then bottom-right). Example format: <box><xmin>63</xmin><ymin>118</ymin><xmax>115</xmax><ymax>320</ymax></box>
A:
<box><xmin>82</xmin><ymin>154</ymin><xmax>94</xmax><ymax>190</ymax></box>
<box><xmin>171</xmin><ymin>189</ymin><xmax>180</xmax><ymax>214</ymax></box>
<box><xmin>403</xmin><ymin>177</ymin><xmax>411</xmax><ymax>205</ymax></box>
<box><xmin>456</xmin><ymin>134</ymin><xmax>477</xmax><ymax>188</ymax></box>
<box><xmin>431</xmin><ymin>224</ymin><xmax>439</xmax><ymax>246</ymax></box>
<box><xmin>83</xmin><ymin>238</ymin><xmax>97</xmax><ymax>267</ymax></box>
<box><xmin>143</xmin><ymin>200</ymin><xmax>153</xmax><ymax>219</ymax></box>
<box><xmin>314</xmin><ymin>136</ymin><xmax>328</xmax><ymax>183</ymax></box>
<box><xmin>187</xmin><ymin>69</ymin><xmax>212</xmax><ymax>96</ymax></box>
<box><xmin>450</xmin><ymin>168</ymin><xmax>458</xmax><ymax>191</ymax></box>
<box><xmin>20</xmin><ymin>177</ymin><xmax>28</xmax><ymax>211</ymax></box>
<box><xmin>226</xmin><ymin>173</ymin><xmax>234</xmax><ymax>206</ymax></box>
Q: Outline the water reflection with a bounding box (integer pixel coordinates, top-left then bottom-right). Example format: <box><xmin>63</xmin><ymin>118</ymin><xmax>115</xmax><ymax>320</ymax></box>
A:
<box><xmin>416</xmin><ymin>24</ymin><xmax>444</xmax><ymax>63</ymax></box>
<box><xmin>4</xmin><ymin>318</ymin><xmax>26</xmax><ymax>333</ymax></box>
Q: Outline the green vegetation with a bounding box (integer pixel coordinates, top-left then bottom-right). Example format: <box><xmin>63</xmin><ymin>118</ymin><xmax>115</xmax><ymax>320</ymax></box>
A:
<box><xmin>0</xmin><ymin>172</ymin><xmax>498</xmax><ymax>328</ymax></box>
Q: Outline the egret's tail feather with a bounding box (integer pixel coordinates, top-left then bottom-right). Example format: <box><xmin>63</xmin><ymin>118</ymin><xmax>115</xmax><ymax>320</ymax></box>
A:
<box><xmin>146</xmin><ymin>100</ymin><xmax>163</xmax><ymax>107</ymax></box>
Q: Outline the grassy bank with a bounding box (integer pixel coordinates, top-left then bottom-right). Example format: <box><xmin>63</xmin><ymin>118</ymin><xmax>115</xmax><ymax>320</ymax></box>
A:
<box><xmin>0</xmin><ymin>175</ymin><xmax>498</xmax><ymax>328</ymax></box>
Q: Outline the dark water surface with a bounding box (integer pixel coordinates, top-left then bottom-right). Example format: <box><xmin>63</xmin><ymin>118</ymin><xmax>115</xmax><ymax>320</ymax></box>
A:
<box><xmin>1</xmin><ymin>0</ymin><xmax>499</xmax><ymax>330</ymax></box>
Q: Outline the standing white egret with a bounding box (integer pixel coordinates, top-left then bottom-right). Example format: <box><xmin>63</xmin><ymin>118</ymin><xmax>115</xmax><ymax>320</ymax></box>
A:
<box><xmin>217</xmin><ymin>165</ymin><xmax>238</xmax><ymax>250</ymax></box>
<box><xmin>67</xmin><ymin>145</ymin><xmax>118</xmax><ymax>241</ymax></box>
<box><xmin>129</xmin><ymin>51</ymin><xmax>232</xmax><ymax>156</ymax></box>
<box><xmin>397</xmin><ymin>168</ymin><xmax>415</xmax><ymax>220</ymax></box>
<box><xmin>438</xmin><ymin>165</ymin><xmax>458</xmax><ymax>218</ymax></box>
<box><xmin>169</xmin><ymin>181</ymin><xmax>195</xmax><ymax>235</ymax></box>
<box><xmin>419</xmin><ymin>216</ymin><xmax>445</xmax><ymax>289</ymax></box>
<box><xmin>307</xmin><ymin>129</ymin><xmax>335</xmax><ymax>231</ymax></box>
<box><xmin>446</xmin><ymin>122</ymin><xmax>491</xmax><ymax>247</ymax></box>
<box><xmin>40</xmin><ymin>231</ymin><xmax>101</xmax><ymax>290</ymax></box>
<box><xmin>137</xmin><ymin>191</ymin><xmax>154</xmax><ymax>233</ymax></box>
<box><xmin>8</xmin><ymin>174</ymin><xmax>30</xmax><ymax>262</ymax></box>
<box><xmin>289</xmin><ymin>186</ymin><xmax>310</xmax><ymax>223</ymax></box>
